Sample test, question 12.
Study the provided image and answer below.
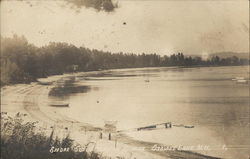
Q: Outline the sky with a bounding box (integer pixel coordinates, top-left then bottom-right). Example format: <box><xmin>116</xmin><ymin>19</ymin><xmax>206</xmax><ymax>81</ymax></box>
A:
<box><xmin>1</xmin><ymin>0</ymin><xmax>249</xmax><ymax>55</ymax></box>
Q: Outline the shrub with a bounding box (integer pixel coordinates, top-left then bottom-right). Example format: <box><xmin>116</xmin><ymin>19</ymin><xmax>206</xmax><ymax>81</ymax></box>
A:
<box><xmin>0</xmin><ymin>112</ymin><xmax>100</xmax><ymax>159</ymax></box>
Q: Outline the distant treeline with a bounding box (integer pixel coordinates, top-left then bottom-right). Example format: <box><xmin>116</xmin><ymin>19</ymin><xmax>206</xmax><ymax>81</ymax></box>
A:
<box><xmin>1</xmin><ymin>35</ymin><xmax>249</xmax><ymax>85</ymax></box>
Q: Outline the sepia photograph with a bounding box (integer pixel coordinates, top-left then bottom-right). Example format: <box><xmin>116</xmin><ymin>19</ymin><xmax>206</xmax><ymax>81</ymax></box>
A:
<box><xmin>0</xmin><ymin>0</ymin><xmax>249</xmax><ymax>159</ymax></box>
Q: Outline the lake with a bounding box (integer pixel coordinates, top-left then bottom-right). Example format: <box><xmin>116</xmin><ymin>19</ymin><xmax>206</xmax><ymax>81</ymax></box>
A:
<box><xmin>50</xmin><ymin>66</ymin><xmax>249</xmax><ymax>159</ymax></box>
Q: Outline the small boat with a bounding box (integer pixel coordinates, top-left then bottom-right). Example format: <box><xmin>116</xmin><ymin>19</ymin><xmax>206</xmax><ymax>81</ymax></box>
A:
<box><xmin>50</xmin><ymin>103</ymin><xmax>69</xmax><ymax>107</ymax></box>
<box><xmin>184</xmin><ymin>125</ymin><xmax>194</xmax><ymax>128</ymax></box>
<box><xmin>144</xmin><ymin>79</ymin><xmax>150</xmax><ymax>82</ymax></box>
<box><xmin>236</xmin><ymin>79</ymin><xmax>248</xmax><ymax>84</ymax></box>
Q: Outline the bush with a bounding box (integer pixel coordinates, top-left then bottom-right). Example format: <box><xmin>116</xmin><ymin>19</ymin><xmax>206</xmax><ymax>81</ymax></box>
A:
<box><xmin>0</xmin><ymin>112</ymin><xmax>100</xmax><ymax>159</ymax></box>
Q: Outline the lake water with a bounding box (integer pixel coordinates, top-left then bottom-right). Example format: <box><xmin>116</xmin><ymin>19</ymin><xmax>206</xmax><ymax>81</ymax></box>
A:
<box><xmin>50</xmin><ymin>66</ymin><xmax>249</xmax><ymax>159</ymax></box>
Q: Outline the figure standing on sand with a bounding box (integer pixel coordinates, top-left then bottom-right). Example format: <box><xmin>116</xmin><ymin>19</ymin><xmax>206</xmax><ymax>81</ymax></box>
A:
<box><xmin>109</xmin><ymin>133</ymin><xmax>111</xmax><ymax>140</ymax></box>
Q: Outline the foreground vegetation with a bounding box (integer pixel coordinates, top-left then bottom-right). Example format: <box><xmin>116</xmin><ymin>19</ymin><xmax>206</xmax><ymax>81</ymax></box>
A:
<box><xmin>1</xmin><ymin>35</ymin><xmax>249</xmax><ymax>85</ymax></box>
<box><xmin>0</xmin><ymin>112</ymin><xmax>100</xmax><ymax>159</ymax></box>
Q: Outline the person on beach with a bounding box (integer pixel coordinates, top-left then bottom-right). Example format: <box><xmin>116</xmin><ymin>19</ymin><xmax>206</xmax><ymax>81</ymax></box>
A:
<box><xmin>109</xmin><ymin>133</ymin><xmax>111</xmax><ymax>140</ymax></box>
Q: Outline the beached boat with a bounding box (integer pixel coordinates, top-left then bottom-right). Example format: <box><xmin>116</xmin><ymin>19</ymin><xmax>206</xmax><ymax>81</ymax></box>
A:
<box><xmin>184</xmin><ymin>125</ymin><xmax>194</xmax><ymax>128</ymax></box>
<box><xmin>50</xmin><ymin>103</ymin><xmax>69</xmax><ymax>107</ymax></box>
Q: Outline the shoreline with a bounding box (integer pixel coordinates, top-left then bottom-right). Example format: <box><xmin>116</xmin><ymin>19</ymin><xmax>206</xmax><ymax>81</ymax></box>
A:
<box><xmin>1</xmin><ymin>69</ymin><xmax>222</xmax><ymax>159</ymax></box>
<box><xmin>1</xmin><ymin>64</ymin><xmax>248</xmax><ymax>88</ymax></box>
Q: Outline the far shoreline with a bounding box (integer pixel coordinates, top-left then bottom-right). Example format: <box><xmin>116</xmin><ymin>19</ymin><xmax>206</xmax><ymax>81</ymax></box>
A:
<box><xmin>1</xmin><ymin>64</ymin><xmax>249</xmax><ymax>88</ymax></box>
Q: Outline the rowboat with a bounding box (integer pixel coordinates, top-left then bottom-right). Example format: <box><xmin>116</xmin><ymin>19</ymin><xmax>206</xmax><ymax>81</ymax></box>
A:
<box><xmin>184</xmin><ymin>125</ymin><xmax>194</xmax><ymax>128</ymax></box>
<box><xmin>50</xmin><ymin>103</ymin><xmax>69</xmax><ymax>107</ymax></box>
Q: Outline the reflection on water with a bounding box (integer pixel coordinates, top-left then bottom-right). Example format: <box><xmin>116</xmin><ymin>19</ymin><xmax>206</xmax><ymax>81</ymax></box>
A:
<box><xmin>87</xmin><ymin>72</ymin><xmax>138</xmax><ymax>77</ymax></box>
<box><xmin>49</xmin><ymin>85</ymin><xmax>91</xmax><ymax>97</ymax></box>
<box><xmin>49</xmin><ymin>77</ymin><xmax>91</xmax><ymax>98</ymax></box>
<box><xmin>54</xmin><ymin>66</ymin><xmax>249</xmax><ymax>159</ymax></box>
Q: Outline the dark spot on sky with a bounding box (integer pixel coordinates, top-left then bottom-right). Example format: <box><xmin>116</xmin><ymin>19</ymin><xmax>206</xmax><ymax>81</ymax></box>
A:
<box><xmin>123</xmin><ymin>22</ymin><xmax>126</xmax><ymax>25</ymax></box>
<box><xmin>66</xmin><ymin>0</ymin><xmax>118</xmax><ymax>12</ymax></box>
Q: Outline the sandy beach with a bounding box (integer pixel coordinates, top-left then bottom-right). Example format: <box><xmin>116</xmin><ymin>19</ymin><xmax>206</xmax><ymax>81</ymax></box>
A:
<box><xmin>1</xmin><ymin>72</ymin><xmax>221</xmax><ymax>159</ymax></box>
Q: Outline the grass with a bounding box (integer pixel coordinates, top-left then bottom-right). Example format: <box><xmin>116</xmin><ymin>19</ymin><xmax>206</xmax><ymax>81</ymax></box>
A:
<box><xmin>1</xmin><ymin>112</ymin><xmax>100</xmax><ymax>159</ymax></box>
